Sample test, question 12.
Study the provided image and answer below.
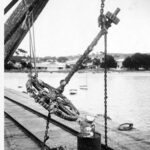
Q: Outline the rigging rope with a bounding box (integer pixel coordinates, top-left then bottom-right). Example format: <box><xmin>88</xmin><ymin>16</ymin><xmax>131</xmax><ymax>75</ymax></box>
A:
<box><xmin>22</xmin><ymin>0</ymin><xmax>37</xmax><ymax>76</ymax></box>
<box><xmin>31</xmin><ymin>12</ymin><xmax>38</xmax><ymax>76</ymax></box>
<box><xmin>27</xmin><ymin>10</ymin><xmax>38</xmax><ymax>77</ymax></box>
<box><xmin>28</xmin><ymin>14</ymin><xmax>33</xmax><ymax>75</ymax></box>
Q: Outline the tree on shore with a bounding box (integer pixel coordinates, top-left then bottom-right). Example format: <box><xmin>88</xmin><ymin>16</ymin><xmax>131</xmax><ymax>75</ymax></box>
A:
<box><xmin>122</xmin><ymin>57</ymin><xmax>133</xmax><ymax>69</ymax></box>
<box><xmin>5</xmin><ymin>56</ymin><xmax>32</xmax><ymax>70</ymax></box>
<box><xmin>122</xmin><ymin>53</ymin><xmax>150</xmax><ymax>70</ymax></box>
<box><xmin>100</xmin><ymin>55</ymin><xmax>117</xmax><ymax>69</ymax></box>
<box><xmin>57</xmin><ymin>56</ymin><xmax>68</xmax><ymax>63</ymax></box>
<box><xmin>92</xmin><ymin>58</ymin><xmax>101</xmax><ymax>67</ymax></box>
<box><xmin>4</xmin><ymin>61</ymin><xmax>15</xmax><ymax>70</ymax></box>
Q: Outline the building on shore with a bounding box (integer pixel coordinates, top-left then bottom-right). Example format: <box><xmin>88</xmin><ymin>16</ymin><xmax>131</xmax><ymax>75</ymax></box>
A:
<box><xmin>65</xmin><ymin>59</ymin><xmax>78</xmax><ymax>68</ymax></box>
<box><xmin>36</xmin><ymin>62</ymin><xmax>66</xmax><ymax>71</ymax></box>
<box><xmin>116</xmin><ymin>58</ymin><xmax>124</xmax><ymax>69</ymax></box>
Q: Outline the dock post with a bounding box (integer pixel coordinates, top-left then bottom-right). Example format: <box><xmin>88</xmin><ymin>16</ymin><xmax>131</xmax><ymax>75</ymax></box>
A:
<box><xmin>77</xmin><ymin>133</ymin><xmax>101</xmax><ymax>150</ymax></box>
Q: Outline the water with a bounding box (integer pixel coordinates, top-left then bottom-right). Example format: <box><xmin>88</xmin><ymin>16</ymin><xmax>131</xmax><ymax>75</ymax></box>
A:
<box><xmin>4</xmin><ymin>72</ymin><xmax>150</xmax><ymax>131</ymax></box>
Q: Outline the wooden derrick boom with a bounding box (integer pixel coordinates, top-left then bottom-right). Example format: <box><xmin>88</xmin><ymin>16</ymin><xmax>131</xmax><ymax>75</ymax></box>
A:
<box><xmin>4</xmin><ymin>0</ymin><xmax>49</xmax><ymax>64</ymax></box>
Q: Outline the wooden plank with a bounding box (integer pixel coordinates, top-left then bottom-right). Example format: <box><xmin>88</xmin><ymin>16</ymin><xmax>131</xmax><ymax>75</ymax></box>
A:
<box><xmin>5</xmin><ymin>116</ymin><xmax>42</xmax><ymax>150</ymax></box>
<box><xmin>5</xmin><ymin>98</ymin><xmax>77</xmax><ymax>149</ymax></box>
<box><xmin>4</xmin><ymin>0</ymin><xmax>19</xmax><ymax>14</ymax></box>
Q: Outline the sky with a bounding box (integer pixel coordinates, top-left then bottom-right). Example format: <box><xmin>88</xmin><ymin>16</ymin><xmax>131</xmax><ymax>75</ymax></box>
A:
<box><xmin>4</xmin><ymin>0</ymin><xmax>150</xmax><ymax>57</ymax></box>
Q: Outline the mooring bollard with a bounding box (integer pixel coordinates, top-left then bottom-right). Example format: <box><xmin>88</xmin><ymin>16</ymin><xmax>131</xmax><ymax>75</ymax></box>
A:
<box><xmin>77</xmin><ymin>133</ymin><xmax>101</xmax><ymax>150</ymax></box>
<box><xmin>77</xmin><ymin>116</ymin><xmax>101</xmax><ymax>150</ymax></box>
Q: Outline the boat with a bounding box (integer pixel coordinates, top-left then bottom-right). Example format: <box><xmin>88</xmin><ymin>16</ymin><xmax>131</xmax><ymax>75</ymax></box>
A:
<box><xmin>69</xmin><ymin>89</ymin><xmax>77</xmax><ymax>95</ymax></box>
<box><xmin>18</xmin><ymin>86</ymin><xmax>22</xmax><ymax>88</ymax></box>
<box><xmin>79</xmin><ymin>85</ymin><xmax>88</xmax><ymax>90</ymax></box>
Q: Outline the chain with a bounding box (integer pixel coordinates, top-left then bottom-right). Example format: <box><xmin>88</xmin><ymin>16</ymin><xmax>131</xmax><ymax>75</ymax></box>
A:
<box><xmin>42</xmin><ymin>111</ymin><xmax>51</xmax><ymax>150</ymax></box>
<box><xmin>100</xmin><ymin>0</ymin><xmax>105</xmax><ymax>15</ymax></box>
<box><xmin>98</xmin><ymin>0</ymin><xmax>108</xmax><ymax>149</ymax></box>
<box><xmin>104</xmin><ymin>32</ymin><xmax>108</xmax><ymax>150</ymax></box>
<box><xmin>98</xmin><ymin>0</ymin><xmax>105</xmax><ymax>27</ymax></box>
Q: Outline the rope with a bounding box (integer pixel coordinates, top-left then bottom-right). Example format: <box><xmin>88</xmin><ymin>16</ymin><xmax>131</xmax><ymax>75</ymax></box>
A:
<box><xmin>26</xmin><ymin>11</ymin><xmax>38</xmax><ymax>76</ymax></box>
<box><xmin>28</xmin><ymin>15</ymin><xmax>33</xmax><ymax>74</ymax></box>
<box><xmin>31</xmin><ymin>12</ymin><xmax>38</xmax><ymax>77</ymax></box>
<box><xmin>22</xmin><ymin>0</ymin><xmax>37</xmax><ymax>76</ymax></box>
<box><xmin>118</xmin><ymin>123</ymin><xmax>133</xmax><ymax>131</ymax></box>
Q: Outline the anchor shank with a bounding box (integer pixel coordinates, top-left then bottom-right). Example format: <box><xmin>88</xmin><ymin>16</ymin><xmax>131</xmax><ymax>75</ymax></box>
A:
<box><xmin>58</xmin><ymin>28</ymin><xmax>107</xmax><ymax>92</ymax></box>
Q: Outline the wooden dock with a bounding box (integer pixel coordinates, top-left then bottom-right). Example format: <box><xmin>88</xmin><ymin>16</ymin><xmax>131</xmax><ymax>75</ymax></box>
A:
<box><xmin>4</xmin><ymin>88</ymin><xmax>150</xmax><ymax>150</ymax></box>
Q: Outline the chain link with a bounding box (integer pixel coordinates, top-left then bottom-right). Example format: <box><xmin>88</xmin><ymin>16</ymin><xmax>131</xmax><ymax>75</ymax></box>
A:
<box><xmin>42</xmin><ymin>111</ymin><xmax>51</xmax><ymax>150</ymax></box>
<box><xmin>100</xmin><ymin>0</ymin><xmax>105</xmax><ymax>15</ymax></box>
<box><xmin>98</xmin><ymin>0</ymin><xmax>108</xmax><ymax>149</ymax></box>
<box><xmin>104</xmin><ymin>33</ymin><xmax>108</xmax><ymax>150</ymax></box>
<box><xmin>98</xmin><ymin>0</ymin><xmax>105</xmax><ymax>27</ymax></box>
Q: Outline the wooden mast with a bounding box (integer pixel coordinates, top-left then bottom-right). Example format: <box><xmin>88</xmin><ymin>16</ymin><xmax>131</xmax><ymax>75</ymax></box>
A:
<box><xmin>4</xmin><ymin>0</ymin><xmax>49</xmax><ymax>64</ymax></box>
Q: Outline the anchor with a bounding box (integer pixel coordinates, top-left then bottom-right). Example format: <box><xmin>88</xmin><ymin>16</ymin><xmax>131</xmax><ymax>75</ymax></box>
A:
<box><xmin>26</xmin><ymin>8</ymin><xmax>120</xmax><ymax>122</ymax></box>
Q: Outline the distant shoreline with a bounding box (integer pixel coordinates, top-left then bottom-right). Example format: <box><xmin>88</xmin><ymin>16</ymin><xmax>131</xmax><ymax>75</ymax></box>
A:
<box><xmin>4</xmin><ymin>68</ymin><xmax>150</xmax><ymax>73</ymax></box>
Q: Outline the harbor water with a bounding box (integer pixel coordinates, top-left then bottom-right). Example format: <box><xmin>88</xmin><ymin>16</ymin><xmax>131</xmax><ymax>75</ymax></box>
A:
<box><xmin>4</xmin><ymin>71</ymin><xmax>150</xmax><ymax>131</ymax></box>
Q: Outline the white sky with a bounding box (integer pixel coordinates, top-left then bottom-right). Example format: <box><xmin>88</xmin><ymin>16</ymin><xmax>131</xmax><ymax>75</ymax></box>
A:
<box><xmin>4</xmin><ymin>0</ymin><xmax>150</xmax><ymax>57</ymax></box>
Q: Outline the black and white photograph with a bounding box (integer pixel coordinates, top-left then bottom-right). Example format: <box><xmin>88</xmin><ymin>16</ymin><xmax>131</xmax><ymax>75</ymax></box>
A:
<box><xmin>3</xmin><ymin>0</ymin><xmax>150</xmax><ymax>150</ymax></box>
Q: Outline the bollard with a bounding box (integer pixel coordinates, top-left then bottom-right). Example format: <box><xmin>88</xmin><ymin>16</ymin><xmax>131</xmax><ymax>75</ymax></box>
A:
<box><xmin>77</xmin><ymin>133</ymin><xmax>101</xmax><ymax>150</ymax></box>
